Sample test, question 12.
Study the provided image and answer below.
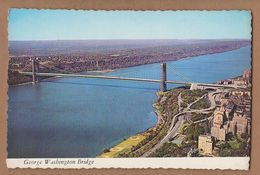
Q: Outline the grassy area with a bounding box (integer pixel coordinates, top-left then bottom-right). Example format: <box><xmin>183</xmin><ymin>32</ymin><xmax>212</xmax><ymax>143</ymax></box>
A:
<box><xmin>183</xmin><ymin>123</ymin><xmax>205</xmax><ymax>141</ymax></box>
<box><xmin>101</xmin><ymin>88</ymin><xmax>212</xmax><ymax>158</ymax></box>
<box><xmin>190</xmin><ymin>97</ymin><xmax>210</xmax><ymax>110</ymax></box>
<box><xmin>117</xmin><ymin>88</ymin><xmax>182</xmax><ymax>157</ymax></box>
<box><xmin>150</xmin><ymin>140</ymin><xmax>197</xmax><ymax>157</ymax></box>
<box><xmin>180</xmin><ymin>122</ymin><xmax>189</xmax><ymax>134</ymax></box>
<box><xmin>190</xmin><ymin>112</ymin><xmax>212</xmax><ymax>122</ymax></box>
<box><xmin>148</xmin><ymin>89</ymin><xmax>211</xmax><ymax>157</ymax></box>
<box><xmin>228</xmin><ymin>139</ymin><xmax>242</xmax><ymax>150</ymax></box>
<box><xmin>181</xmin><ymin>89</ymin><xmax>208</xmax><ymax>108</ymax></box>
<box><xmin>215</xmin><ymin>134</ymin><xmax>249</xmax><ymax>157</ymax></box>
<box><xmin>99</xmin><ymin>134</ymin><xmax>147</xmax><ymax>158</ymax></box>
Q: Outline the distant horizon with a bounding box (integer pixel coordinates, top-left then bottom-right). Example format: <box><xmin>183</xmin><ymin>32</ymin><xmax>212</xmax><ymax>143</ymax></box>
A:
<box><xmin>9</xmin><ymin>38</ymin><xmax>251</xmax><ymax>42</ymax></box>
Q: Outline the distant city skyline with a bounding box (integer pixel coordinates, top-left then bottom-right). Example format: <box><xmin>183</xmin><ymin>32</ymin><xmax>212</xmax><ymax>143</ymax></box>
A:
<box><xmin>9</xmin><ymin>9</ymin><xmax>251</xmax><ymax>41</ymax></box>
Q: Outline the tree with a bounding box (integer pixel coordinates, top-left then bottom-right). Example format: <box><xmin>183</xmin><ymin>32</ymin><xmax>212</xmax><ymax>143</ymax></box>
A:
<box><xmin>103</xmin><ymin>148</ymin><xmax>110</xmax><ymax>153</ymax></box>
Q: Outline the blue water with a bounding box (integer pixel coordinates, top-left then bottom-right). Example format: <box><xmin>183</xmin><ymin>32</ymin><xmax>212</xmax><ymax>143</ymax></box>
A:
<box><xmin>7</xmin><ymin>46</ymin><xmax>251</xmax><ymax>158</ymax></box>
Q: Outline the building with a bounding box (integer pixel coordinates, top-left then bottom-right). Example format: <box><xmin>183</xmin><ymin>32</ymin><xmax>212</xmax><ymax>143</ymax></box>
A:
<box><xmin>232</xmin><ymin>79</ymin><xmax>245</xmax><ymax>86</ymax></box>
<box><xmin>211</xmin><ymin>126</ymin><xmax>226</xmax><ymax>141</ymax></box>
<box><xmin>225</xmin><ymin>102</ymin><xmax>235</xmax><ymax>119</ymax></box>
<box><xmin>231</xmin><ymin>90</ymin><xmax>251</xmax><ymax>97</ymax></box>
<box><xmin>213</xmin><ymin>106</ymin><xmax>226</xmax><ymax>126</ymax></box>
<box><xmin>243</xmin><ymin>69</ymin><xmax>251</xmax><ymax>86</ymax></box>
<box><xmin>198</xmin><ymin>135</ymin><xmax>213</xmax><ymax>154</ymax></box>
<box><xmin>218</xmin><ymin>80</ymin><xmax>232</xmax><ymax>85</ymax></box>
<box><xmin>210</xmin><ymin>106</ymin><xmax>227</xmax><ymax>141</ymax></box>
<box><xmin>230</xmin><ymin>113</ymin><xmax>248</xmax><ymax>135</ymax></box>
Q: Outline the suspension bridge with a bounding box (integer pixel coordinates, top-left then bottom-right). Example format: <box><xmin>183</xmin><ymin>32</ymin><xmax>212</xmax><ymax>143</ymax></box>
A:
<box><xmin>18</xmin><ymin>58</ymin><xmax>246</xmax><ymax>91</ymax></box>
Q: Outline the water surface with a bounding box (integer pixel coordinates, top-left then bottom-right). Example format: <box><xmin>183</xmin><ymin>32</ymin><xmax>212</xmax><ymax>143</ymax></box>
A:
<box><xmin>8</xmin><ymin>46</ymin><xmax>251</xmax><ymax>158</ymax></box>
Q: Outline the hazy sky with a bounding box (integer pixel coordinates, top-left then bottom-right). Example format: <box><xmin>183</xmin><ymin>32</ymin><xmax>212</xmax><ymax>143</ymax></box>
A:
<box><xmin>9</xmin><ymin>9</ymin><xmax>251</xmax><ymax>41</ymax></box>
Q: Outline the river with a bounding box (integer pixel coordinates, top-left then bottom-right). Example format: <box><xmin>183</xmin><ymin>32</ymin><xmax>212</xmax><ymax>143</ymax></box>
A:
<box><xmin>7</xmin><ymin>45</ymin><xmax>251</xmax><ymax>158</ymax></box>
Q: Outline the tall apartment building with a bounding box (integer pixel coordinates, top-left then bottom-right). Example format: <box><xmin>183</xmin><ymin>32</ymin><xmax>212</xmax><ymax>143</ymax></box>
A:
<box><xmin>230</xmin><ymin>113</ymin><xmax>248</xmax><ymax>135</ymax></box>
<box><xmin>211</xmin><ymin>106</ymin><xmax>227</xmax><ymax>141</ymax></box>
<box><xmin>198</xmin><ymin>135</ymin><xmax>213</xmax><ymax>154</ymax></box>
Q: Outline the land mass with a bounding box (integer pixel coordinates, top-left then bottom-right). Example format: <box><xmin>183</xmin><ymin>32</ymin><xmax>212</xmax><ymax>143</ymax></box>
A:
<box><xmin>100</xmin><ymin>74</ymin><xmax>251</xmax><ymax>157</ymax></box>
<box><xmin>8</xmin><ymin>39</ymin><xmax>250</xmax><ymax>85</ymax></box>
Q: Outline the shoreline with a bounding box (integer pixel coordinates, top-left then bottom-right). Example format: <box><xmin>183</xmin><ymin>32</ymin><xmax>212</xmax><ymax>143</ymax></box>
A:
<box><xmin>8</xmin><ymin>46</ymin><xmax>250</xmax><ymax>157</ymax></box>
<box><xmin>99</xmin><ymin>91</ymin><xmax>164</xmax><ymax>158</ymax></box>
<box><xmin>9</xmin><ymin>76</ymin><xmax>61</xmax><ymax>87</ymax></box>
<box><xmin>98</xmin><ymin>74</ymin><xmax>248</xmax><ymax>157</ymax></box>
<box><xmin>9</xmin><ymin>69</ymin><xmax>115</xmax><ymax>87</ymax></box>
<box><xmin>8</xmin><ymin>45</ymin><xmax>249</xmax><ymax>87</ymax></box>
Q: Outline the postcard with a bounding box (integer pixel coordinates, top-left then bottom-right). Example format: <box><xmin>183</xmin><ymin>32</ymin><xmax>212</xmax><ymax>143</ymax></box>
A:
<box><xmin>7</xmin><ymin>9</ymin><xmax>252</xmax><ymax>170</ymax></box>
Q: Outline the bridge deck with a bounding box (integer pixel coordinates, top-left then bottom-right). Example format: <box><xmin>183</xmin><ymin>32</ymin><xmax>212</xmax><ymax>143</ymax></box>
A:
<box><xmin>19</xmin><ymin>72</ymin><xmax>246</xmax><ymax>89</ymax></box>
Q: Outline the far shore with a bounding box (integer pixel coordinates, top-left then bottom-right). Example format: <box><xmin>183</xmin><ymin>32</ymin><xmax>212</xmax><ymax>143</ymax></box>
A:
<box><xmin>8</xmin><ymin>45</ymin><xmax>248</xmax><ymax>87</ymax></box>
<box><xmin>9</xmin><ymin>69</ymin><xmax>115</xmax><ymax>87</ymax></box>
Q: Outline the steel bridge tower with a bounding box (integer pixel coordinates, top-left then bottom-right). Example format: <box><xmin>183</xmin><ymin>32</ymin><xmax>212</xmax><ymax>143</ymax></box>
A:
<box><xmin>160</xmin><ymin>63</ymin><xmax>167</xmax><ymax>92</ymax></box>
<box><xmin>31</xmin><ymin>58</ymin><xmax>40</xmax><ymax>84</ymax></box>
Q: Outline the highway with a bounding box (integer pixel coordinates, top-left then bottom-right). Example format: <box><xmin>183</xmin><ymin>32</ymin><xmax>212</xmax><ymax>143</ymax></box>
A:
<box><xmin>142</xmin><ymin>91</ymin><xmax>220</xmax><ymax>157</ymax></box>
<box><xmin>141</xmin><ymin>115</ymin><xmax>184</xmax><ymax>157</ymax></box>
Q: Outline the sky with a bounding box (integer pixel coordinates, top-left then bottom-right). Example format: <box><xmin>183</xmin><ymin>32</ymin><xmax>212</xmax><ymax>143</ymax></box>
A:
<box><xmin>8</xmin><ymin>9</ymin><xmax>251</xmax><ymax>41</ymax></box>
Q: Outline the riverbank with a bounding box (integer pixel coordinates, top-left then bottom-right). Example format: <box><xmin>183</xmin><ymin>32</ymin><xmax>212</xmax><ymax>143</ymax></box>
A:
<box><xmin>99</xmin><ymin>133</ymin><xmax>147</xmax><ymax>158</ymax></box>
<box><xmin>9</xmin><ymin>75</ymin><xmax>62</xmax><ymax>87</ymax></box>
<box><xmin>8</xmin><ymin>42</ymin><xmax>250</xmax><ymax>85</ymax></box>
<box><xmin>9</xmin><ymin>69</ymin><xmax>115</xmax><ymax>87</ymax></box>
<box><xmin>8</xmin><ymin>45</ymin><xmax>251</xmax><ymax>158</ymax></box>
<box><xmin>99</xmin><ymin>81</ymin><xmax>242</xmax><ymax>157</ymax></box>
<box><xmin>99</xmin><ymin>91</ymin><xmax>165</xmax><ymax>158</ymax></box>
<box><xmin>98</xmin><ymin>88</ymin><xmax>184</xmax><ymax>158</ymax></box>
<box><xmin>149</xmin><ymin>74</ymin><xmax>251</xmax><ymax>157</ymax></box>
<box><xmin>84</xmin><ymin>69</ymin><xmax>114</xmax><ymax>74</ymax></box>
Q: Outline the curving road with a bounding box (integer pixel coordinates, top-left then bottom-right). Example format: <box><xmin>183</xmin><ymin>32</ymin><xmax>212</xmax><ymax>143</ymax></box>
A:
<box><xmin>142</xmin><ymin>91</ymin><xmax>221</xmax><ymax>157</ymax></box>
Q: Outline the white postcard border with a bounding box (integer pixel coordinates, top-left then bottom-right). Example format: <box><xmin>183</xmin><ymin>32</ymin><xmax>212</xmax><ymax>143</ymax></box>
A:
<box><xmin>6</xmin><ymin>157</ymin><xmax>249</xmax><ymax>170</ymax></box>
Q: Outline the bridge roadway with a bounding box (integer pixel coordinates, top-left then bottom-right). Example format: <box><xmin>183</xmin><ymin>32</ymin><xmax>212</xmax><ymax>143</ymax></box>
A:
<box><xmin>19</xmin><ymin>71</ymin><xmax>246</xmax><ymax>89</ymax></box>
